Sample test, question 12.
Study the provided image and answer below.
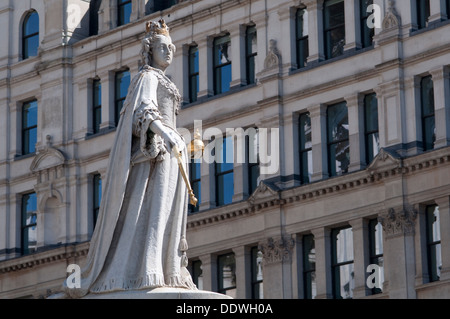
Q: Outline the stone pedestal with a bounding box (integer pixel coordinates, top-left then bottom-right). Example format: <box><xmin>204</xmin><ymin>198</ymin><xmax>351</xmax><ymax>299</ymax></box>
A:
<box><xmin>49</xmin><ymin>287</ymin><xmax>232</xmax><ymax>299</ymax></box>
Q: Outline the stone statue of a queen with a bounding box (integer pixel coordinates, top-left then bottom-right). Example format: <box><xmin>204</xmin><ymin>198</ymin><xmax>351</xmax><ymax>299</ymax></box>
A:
<box><xmin>64</xmin><ymin>19</ymin><xmax>196</xmax><ymax>298</ymax></box>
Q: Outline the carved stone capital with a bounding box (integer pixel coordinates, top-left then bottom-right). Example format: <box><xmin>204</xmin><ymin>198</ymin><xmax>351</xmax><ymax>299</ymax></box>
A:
<box><xmin>378</xmin><ymin>206</ymin><xmax>417</xmax><ymax>238</ymax></box>
<box><xmin>382</xmin><ymin>0</ymin><xmax>401</xmax><ymax>31</ymax></box>
<box><xmin>258</xmin><ymin>236</ymin><xmax>295</xmax><ymax>265</ymax></box>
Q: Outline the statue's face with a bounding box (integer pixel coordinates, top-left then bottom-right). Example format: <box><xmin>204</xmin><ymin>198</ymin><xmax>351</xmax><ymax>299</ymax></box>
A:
<box><xmin>152</xmin><ymin>35</ymin><xmax>174</xmax><ymax>70</ymax></box>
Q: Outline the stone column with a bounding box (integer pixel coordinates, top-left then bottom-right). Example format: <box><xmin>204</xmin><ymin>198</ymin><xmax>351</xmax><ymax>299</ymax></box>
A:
<box><xmin>229</xmin><ymin>25</ymin><xmax>246</xmax><ymax>88</ymax></box>
<box><xmin>197</xmin><ymin>37</ymin><xmax>213</xmax><ymax>99</ymax></box>
<box><xmin>277</xmin><ymin>5</ymin><xmax>296</xmax><ymax>72</ymax></box>
<box><xmin>378</xmin><ymin>206</ymin><xmax>417</xmax><ymax>298</ymax></box>
<box><xmin>305</xmin><ymin>0</ymin><xmax>325</xmax><ymax>63</ymax></box>
<box><xmin>349</xmin><ymin>218</ymin><xmax>371</xmax><ymax>298</ymax></box>
<box><xmin>435</xmin><ymin>196</ymin><xmax>450</xmax><ymax>281</ymax></box>
<box><xmin>311</xmin><ymin>227</ymin><xmax>332</xmax><ymax>299</ymax></box>
<box><xmin>347</xmin><ymin>94</ymin><xmax>365</xmax><ymax>172</ymax></box>
<box><xmin>344</xmin><ymin>0</ymin><xmax>360</xmax><ymax>51</ymax></box>
<box><xmin>430</xmin><ymin>67</ymin><xmax>450</xmax><ymax>149</ymax></box>
<box><xmin>308</xmin><ymin>104</ymin><xmax>328</xmax><ymax>182</ymax></box>
<box><xmin>258</xmin><ymin>236</ymin><xmax>295</xmax><ymax>299</ymax></box>
<box><xmin>198</xmin><ymin>253</ymin><xmax>218</xmax><ymax>292</ymax></box>
<box><xmin>232</xmin><ymin>246</ymin><xmax>251</xmax><ymax>298</ymax></box>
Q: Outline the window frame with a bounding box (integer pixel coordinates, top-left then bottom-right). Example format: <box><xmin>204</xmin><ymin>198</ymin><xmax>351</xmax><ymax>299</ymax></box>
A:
<box><xmin>92</xmin><ymin>79</ymin><xmax>102</xmax><ymax>134</ymax></box>
<box><xmin>360</xmin><ymin>0</ymin><xmax>375</xmax><ymax>48</ymax></box>
<box><xmin>323</xmin><ymin>0</ymin><xmax>346</xmax><ymax>60</ymax></box>
<box><xmin>217</xmin><ymin>253</ymin><xmax>237</xmax><ymax>296</ymax></box>
<box><xmin>364</xmin><ymin>93</ymin><xmax>380</xmax><ymax>164</ymax></box>
<box><xmin>215</xmin><ymin>136</ymin><xmax>234</xmax><ymax>207</ymax></box>
<box><xmin>250</xmin><ymin>246</ymin><xmax>264</xmax><ymax>299</ymax></box>
<box><xmin>246</xmin><ymin>128</ymin><xmax>260</xmax><ymax>195</ymax></box>
<box><xmin>416</xmin><ymin>0</ymin><xmax>431</xmax><ymax>30</ymax></box>
<box><xmin>21</xmin><ymin>192</ymin><xmax>37</xmax><ymax>255</ymax></box>
<box><xmin>426</xmin><ymin>204</ymin><xmax>441</xmax><ymax>282</ymax></box>
<box><xmin>245</xmin><ymin>25</ymin><xmax>257</xmax><ymax>85</ymax></box>
<box><xmin>93</xmin><ymin>173</ymin><xmax>102</xmax><ymax>227</ymax></box>
<box><xmin>327</xmin><ymin>102</ymin><xmax>349</xmax><ymax>177</ymax></box>
<box><xmin>331</xmin><ymin>226</ymin><xmax>354</xmax><ymax>299</ymax></box>
<box><xmin>302</xmin><ymin>234</ymin><xmax>316</xmax><ymax>299</ymax></box>
<box><xmin>117</xmin><ymin>0</ymin><xmax>132</xmax><ymax>26</ymax></box>
<box><xmin>22</xmin><ymin>11</ymin><xmax>39</xmax><ymax>60</ymax></box>
<box><xmin>299</xmin><ymin>112</ymin><xmax>312</xmax><ymax>184</ymax></box>
<box><xmin>213</xmin><ymin>34</ymin><xmax>232</xmax><ymax>95</ymax></box>
<box><xmin>368</xmin><ymin>218</ymin><xmax>384</xmax><ymax>295</ymax></box>
<box><xmin>22</xmin><ymin>99</ymin><xmax>38</xmax><ymax>156</ymax></box>
<box><xmin>188</xmin><ymin>158</ymin><xmax>201</xmax><ymax>214</ymax></box>
<box><xmin>114</xmin><ymin>69</ymin><xmax>130</xmax><ymax>126</ymax></box>
<box><xmin>188</xmin><ymin>45</ymin><xmax>199</xmax><ymax>103</ymax></box>
<box><xmin>420</xmin><ymin>75</ymin><xmax>436</xmax><ymax>151</ymax></box>
<box><xmin>296</xmin><ymin>7</ymin><xmax>309</xmax><ymax>69</ymax></box>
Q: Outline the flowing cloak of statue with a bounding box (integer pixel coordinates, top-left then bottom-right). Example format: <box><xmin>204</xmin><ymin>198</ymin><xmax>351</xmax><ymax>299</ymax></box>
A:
<box><xmin>64</xmin><ymin>65</ymin><xmax>195</xmax><ymax>298</ymax></box>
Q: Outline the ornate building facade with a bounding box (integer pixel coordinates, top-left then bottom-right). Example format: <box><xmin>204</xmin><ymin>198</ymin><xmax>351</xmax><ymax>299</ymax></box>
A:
<box><xmin>1</xmin><ymin>0</ymin><xmax>450</xmax><ymax>299</ymax></box>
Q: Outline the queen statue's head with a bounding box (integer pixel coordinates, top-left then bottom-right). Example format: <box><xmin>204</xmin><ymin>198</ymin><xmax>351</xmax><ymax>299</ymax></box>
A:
<box><xmin>141</xmin><ymin>19</ymin><xmax>176</xmax><ymax>72</ymax></box>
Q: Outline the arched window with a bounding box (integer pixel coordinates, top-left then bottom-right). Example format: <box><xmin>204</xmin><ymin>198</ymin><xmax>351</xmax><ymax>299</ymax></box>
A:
<box><xmin>22</xmin><ymin>11</ymin><xmax>39</xmax><ymax>60</ymax></box>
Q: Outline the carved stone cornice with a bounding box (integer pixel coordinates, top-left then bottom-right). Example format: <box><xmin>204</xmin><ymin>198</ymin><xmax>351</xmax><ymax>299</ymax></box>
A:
<box><xmin>258</xmin><ymin>236</ymin><xmax>295</xmax><ymax>265</ymax></box>
<box><xmin>378</xmin><ymin>206</ymin><xmax>417</xmax><ymax>238</ymax></box>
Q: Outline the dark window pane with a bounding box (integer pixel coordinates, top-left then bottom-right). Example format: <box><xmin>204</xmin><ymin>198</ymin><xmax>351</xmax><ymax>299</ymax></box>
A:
<box><xmin>22</xmin><ymin>193</ymin><xmax>37</xmax><ymax>255</ymax></box>
<box><xmin>296</xmin><ymin>8</ymin><xmax>309</xmax><ymax>68</ymax></box>
<box><xmin>251</xmin><ymin>247</ymin><xmax>264</xmax><ymax>299</ymax></box>
<box><xmin>325</xmin><ymin>0</ymin><xmax>345</xmax><ymax>29</ymax></box>
<box><xmin>93</xmin><ymin>80</ymin><xmax>102</xmax><ymax>133</ymax></box>
<box><xmin>218</xmin><ymin>253</ymin><xmax>236</xmax><ymax>297</ymax></box>
<box><xmin>23</xmin><ymin>101</ymin><xmax>38</xmax><ymax>127</ymax></box>
<box><xmin>23</xmin><ymin>35</ymin><xmax>39</xmax><ymax>58</ymax></box>
<box><xmin>118</xmin><ymin>0</ymin><xmax>132</xmax><ymax>26</ymax></box>
<box><xmin>417</xmin><ymin>0</ymin><xmax>431</xmax><ymax>29</ymax></box>
<box><xmin>24</xmin><ymin>12</ymin><xmax>39</xmax><ymax>36</ymax></box>
<box><xmin>421</xmin><ymin>76</ymin><xmax>435</xmax><ymax>151</ymax></box>
<box><xmin>426</xmin><ymin>205</ymin><xmax>441</xmax><ymax>282</ymax></box>
<box><xmin>189</xmin><ymin>46</ymin><xmax>199</xmax><ymax>103</ymax></box>
<box><xmin>334</xmin><ymin>263</ymin><xmax>354</xmax><ymax>299</ymax></box>
<box><xmin>327</xmin><ymin>102</ymin><xmax>348</xmax><ymax>142</ymax></box>
<box><xmin>303</xmin><ymin>234</ymin><xmax>316</xmax><ymax>299</ymax></box>
<box><xmin>332</xmin><ymin>227</ymin><xmax>354</xmax><ymax>299</ymax></box>
<box><xmin>299</xmin><ymin>113</ymin><xmax>312</xmax><ymax>184</ymax></box>
<box><xmin>324</xmin><ymin>0</ymin><xmax>345</xmax><ymax>59</ymax></box>
<box><xmin>328</xmin><ymin>103</ymin><xmax>349</xmax><ymax>176</ymax></box>
<box><xmin>246</xmin><ymin>26</ymin><xmax>257</xmax><ymax>84</ymax></box>
<box><xmin>93</xmin><ymin>174</ymin><xmax>102</xmax><ymax>226</ymax></box>
<box><xmin>216</xmin><ymin>172</ymin><xmax>234</xmax><ymax>206</ymax></box>
<box><xmin>364</xmin><ymin>94</ymin><xmax>378</xmax><ymax>132</ymax></box>
<box><xmin>214</xmin><ymin>35</ymin><xmax>232</xmax><ymax>95</ymax></box>
<box><xmin>22</xmin><ymin>101</ymin><xmax>38</xmax><ymax>155</ymax></box>
<box><xmin>215</xmin><ymin>63</ymin><xmax>232</xmax><ymax>94</ymax></box>
<box><xmin>364</xmin><ymin>93</ymin><xmax>379</xmax><ymax>163</ymax></box>
<box><xmin>115</xmin><ymin>70</ymin><xmax>130</xmax><ymax>124</ymax></box>
<box><xmin>360</xmin><ymin>0</ymin><xmax>374</xmax><ymax>48</ymax></box>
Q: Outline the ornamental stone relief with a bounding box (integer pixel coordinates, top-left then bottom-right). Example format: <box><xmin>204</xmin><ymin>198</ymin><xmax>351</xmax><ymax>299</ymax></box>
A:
<box><xmin>378</xmin><ymin>206</ymin><xmax>417</xmax><ymax>238</ymax></box>
<box><xmin>258</xmin><ymin>236</ymin><xmax>295</xmax><ymax>265</ymax></box>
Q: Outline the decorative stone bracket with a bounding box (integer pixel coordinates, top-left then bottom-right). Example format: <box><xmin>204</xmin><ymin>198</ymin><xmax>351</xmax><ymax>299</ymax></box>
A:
<box><xmin>258</xmin><ymin>236</ymin><xmax>295</xmax><ymax>266</ymax></box>
<box><xmin>378</xmin><ymin>206</ymin><xmax>417</xmax><ymax>238</ymax></box>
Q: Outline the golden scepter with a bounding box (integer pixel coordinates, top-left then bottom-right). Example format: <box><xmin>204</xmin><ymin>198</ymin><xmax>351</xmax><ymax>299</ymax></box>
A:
<box><xmin>172</xmin><ymin>129</ymin><xmax>204</xmax><ymax>207</ymax></box>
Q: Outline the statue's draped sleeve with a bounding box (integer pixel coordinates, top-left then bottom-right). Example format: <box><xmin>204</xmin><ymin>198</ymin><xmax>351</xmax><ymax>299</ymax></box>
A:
<box><xmin>132</xmin><ymin>70</ymin><xmax>166</xmax><ymax>161</ymax></box>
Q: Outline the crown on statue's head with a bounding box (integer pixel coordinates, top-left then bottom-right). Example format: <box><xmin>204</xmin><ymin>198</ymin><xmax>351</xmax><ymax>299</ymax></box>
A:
<box><xmin>145</xmin><ymin>19</ymin><xmax>170</xmax><ymax>38</ymax></box>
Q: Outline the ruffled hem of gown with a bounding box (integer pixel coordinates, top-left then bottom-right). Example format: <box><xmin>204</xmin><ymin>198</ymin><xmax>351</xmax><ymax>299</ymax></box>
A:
<box><xmin>89</xmin><ymin>272</ymin><xmax>197</xmax><ymax>294</ymax></box>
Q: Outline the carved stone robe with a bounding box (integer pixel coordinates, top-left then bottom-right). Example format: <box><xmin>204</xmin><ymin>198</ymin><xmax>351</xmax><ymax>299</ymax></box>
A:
<box><xmin>65</xmin><ymin>66</ymin><xmax>195</xmax><ymax>297</ymax></box>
